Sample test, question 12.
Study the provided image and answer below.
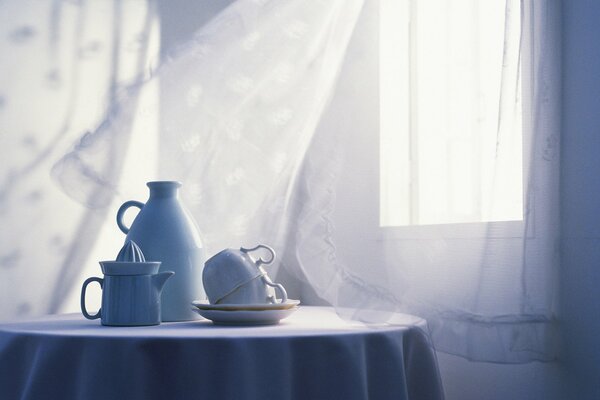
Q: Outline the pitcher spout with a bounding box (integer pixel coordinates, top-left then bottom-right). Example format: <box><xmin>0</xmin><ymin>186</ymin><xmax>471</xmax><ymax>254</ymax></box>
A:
<box><xmin>153</xmin><ymin>271</ymin><xmax>175</xmax><ymax>292</ymax></box>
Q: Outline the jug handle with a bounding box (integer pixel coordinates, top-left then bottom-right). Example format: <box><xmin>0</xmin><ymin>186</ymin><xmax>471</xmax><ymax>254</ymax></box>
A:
<box><xmin>116</xmin><ymin>200</ymin><xmax>145</xmax><ymax>234</ymax></box>
<box><xmin>81</xmin><ymin>277</ymin><xmax>103</xmax><ymax>320</ymax></box>
<box><xmin>240</xmin><ymin>244</ymin><xmax>276</xmax><ymax>266</ymax></box>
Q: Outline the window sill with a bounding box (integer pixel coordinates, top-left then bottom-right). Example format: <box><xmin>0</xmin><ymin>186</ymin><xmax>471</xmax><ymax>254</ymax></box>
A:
<box><xmin>378</xmin><ymin>220</ymin><xmax>529</xmax><ymax>240</ymax></box>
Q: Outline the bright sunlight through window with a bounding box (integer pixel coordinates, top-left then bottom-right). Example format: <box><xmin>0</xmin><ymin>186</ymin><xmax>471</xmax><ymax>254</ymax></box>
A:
<box><xmin>379</xmin><ymin>0</ymin><xmax>523</xmax><ymax>227</ymax></box>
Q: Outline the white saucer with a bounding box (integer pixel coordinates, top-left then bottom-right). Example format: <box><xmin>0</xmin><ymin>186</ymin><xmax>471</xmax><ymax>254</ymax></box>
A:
<box><xmin>191</xmin><ymin>307</ymin><xmax>298</xmax><ymax>326</ymax></box>
<box><xmin>191</xmin><ymin>299</ymin><xmax>300</xmax><ymax>311</ymax></box>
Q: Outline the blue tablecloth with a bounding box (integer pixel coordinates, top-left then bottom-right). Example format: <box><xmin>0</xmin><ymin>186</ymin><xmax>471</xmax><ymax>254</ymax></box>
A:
<box><xmin>0</xmin><ymin>306</ymin><xmax>444</xmax><ymax>400</ymax></box>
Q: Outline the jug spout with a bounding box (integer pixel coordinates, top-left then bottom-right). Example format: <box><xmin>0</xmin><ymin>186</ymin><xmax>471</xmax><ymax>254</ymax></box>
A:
<box><xmin>153</xmin><ymin>271</ymin><xmax>175</xmax><ymax>293</ymax></box>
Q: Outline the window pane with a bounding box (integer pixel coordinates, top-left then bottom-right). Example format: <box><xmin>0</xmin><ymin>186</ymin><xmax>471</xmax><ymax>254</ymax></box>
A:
<box><xmin>380</xmin><ymin>0</ymin><xmax>523</xmax><ymax>226</ymax></box>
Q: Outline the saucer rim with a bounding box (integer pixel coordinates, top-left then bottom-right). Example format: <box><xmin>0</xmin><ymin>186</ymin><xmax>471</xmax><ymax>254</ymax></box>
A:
<box><xmin>191</xmin><ymin>299</ymin><xmax>300</xmax><ymax>311</ymax></box>
<box><xmin>190</xmin><ymin>307</ymin><xmax>298</xmax><ymax>325</ymax></box>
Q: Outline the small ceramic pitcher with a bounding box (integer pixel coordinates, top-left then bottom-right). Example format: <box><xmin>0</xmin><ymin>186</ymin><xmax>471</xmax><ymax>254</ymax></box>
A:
<box><xmin>80</xmin><ymin>241</ymin><xmax>174</xmax><ymax>326</ymax></box>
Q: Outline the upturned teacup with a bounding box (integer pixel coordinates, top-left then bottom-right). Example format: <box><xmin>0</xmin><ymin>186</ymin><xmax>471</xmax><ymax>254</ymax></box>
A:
<box><xmin>202</xmin><ymin>244</ymin><xmax>287</xmax><ymax>305</ymax></box>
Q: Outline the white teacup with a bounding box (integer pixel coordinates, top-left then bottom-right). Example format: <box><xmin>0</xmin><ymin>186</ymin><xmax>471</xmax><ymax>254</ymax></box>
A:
<box><xmin>202</xmin><ymin>244</ymin><xmax>288</xmax><ymax>305</ymax></box>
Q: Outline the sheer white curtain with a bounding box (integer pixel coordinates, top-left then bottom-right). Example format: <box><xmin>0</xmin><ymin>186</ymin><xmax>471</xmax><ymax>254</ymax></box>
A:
<box><xmin>0</xmin><ymin>0</ymin><xmax>158</xmax><ymax>320</ymax></box>
<box><xmin>53</xmin><ymin>0</ymin><xmax>365</xmax><ymax>249</ymax></box>
<box><xmin>284</xmin><ymin>0</ymin><xmax>560</xmax><ymax>363</ymax></box>
<box><xmin>4</xmin><ymin>0</ymin><xmax>559</xmax><ymax>364</ymax></box>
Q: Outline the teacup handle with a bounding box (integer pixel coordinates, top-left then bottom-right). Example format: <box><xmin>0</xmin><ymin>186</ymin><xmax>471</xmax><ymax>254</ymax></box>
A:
<box><xmin>116</xmin><ymin>200</ymin><xmax>145</xmax><ymax>234</ymax></box>
<box><xmin>240</xmin><ymin>244</ymin><xmax>276</xmax><ymax>267</ymax></box>
<box><xmin>261</xmin><ymin>275</ymin><xmax>288</xmax><ymax>304</ymax></box>
<box><xmin>81</xmin><ymin>277</ymin><xmax>103</xmax><ymax>320</ymax></box>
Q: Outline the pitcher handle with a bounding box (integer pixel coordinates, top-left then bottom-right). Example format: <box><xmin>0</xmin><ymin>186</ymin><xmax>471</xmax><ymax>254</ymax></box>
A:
<box><xmin>262</xmin><ymin>275</ymin><xmax>288</xmax><ymax>304</ymax></box>
<box><xmin>240</xmin><ymin>244</ymin><xmax>276</xmax><ymax>267</ymax></box>
<box><xmin>116</xmin><ymin>200</ymin><xmax>145</xmax><ymax>234</ymax></box>
<box><xmin>81</xmin><ymin>277</ymin><xmax>103</xmax><ymax>320</ymax></box>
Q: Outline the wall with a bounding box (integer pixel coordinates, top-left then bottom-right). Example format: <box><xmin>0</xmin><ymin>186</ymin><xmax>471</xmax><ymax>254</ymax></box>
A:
<box><xmin>561</xmin><ymin>0</ymin><xmax>600</xmax><ymax>398</ymax></box>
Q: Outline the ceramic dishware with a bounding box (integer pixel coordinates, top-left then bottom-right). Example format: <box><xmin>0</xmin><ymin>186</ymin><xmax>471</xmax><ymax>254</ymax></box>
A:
<box><xmin>116</xmin><ymin>181</ymin><xmax>205</xmax><ymax>322</ymax></box>
<box><xmin>202</xmin><ymin>244</ymin><xmax>287</xmax><ymax>305</ymax></box>
<box><xmin>80</xmin><ymin>241</ymin><xmax>174</xmax><ymax>326</ymax></box>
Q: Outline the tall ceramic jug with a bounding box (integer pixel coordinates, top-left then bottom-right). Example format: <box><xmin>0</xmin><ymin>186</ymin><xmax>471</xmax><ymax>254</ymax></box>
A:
<box><xmin>116</xmin><ymin>181</ymin><xmax>205</xmax><ymax>321</ymax></box>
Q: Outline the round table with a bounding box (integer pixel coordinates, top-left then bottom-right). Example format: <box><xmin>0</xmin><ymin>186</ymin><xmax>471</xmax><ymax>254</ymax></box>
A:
<box><xmin>0</xmin><ymin>306</ymin><xmax>444</xmax><ymax>400</ymax></box>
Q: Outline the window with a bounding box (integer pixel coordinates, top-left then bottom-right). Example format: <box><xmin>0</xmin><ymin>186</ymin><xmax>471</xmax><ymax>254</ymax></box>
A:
<box><xmin>379</xmin><ymin>0</ymin><xmax>523</xmax><ymax>227</ymax></box>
